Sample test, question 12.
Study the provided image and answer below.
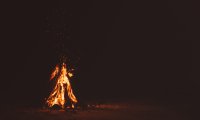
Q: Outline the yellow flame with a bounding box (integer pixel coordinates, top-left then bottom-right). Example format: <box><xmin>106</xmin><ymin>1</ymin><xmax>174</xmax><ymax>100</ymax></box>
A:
<box><xmin>46</xmin><ymin>62</ymin><xmax>77</xmax><ymax>109</ymax></box>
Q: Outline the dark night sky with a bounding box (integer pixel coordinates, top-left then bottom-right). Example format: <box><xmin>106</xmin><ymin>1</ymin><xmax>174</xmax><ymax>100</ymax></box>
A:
<box><xmin>0</xmin><ymin>1</ymin><xmax>194</xmax><ymax>107</ymax></box>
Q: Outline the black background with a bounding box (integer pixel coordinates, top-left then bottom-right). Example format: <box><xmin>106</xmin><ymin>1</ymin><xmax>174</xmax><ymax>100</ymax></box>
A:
<box><xmin>0</xmin><ymin>0</ymin><xmax>194</xmax><ymax>108</ymax></box>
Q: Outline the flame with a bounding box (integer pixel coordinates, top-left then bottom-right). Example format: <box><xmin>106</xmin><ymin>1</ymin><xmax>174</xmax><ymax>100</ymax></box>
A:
<box><xmin>46</xmin><ymin>62</ymin><xmax>78</xmax><ymax>109</ymax></box>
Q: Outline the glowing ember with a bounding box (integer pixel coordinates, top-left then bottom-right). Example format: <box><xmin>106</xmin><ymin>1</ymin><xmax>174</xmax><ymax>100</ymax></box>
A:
<box><xmin>46</xmin><ymin>62</ymin><xmax>78</xmax><ymax>109</ymax></box>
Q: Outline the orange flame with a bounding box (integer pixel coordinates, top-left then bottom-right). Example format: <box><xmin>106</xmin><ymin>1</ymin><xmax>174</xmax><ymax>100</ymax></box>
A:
<box><xmin>46</xmin><ymin>62</ymin><xmax>78</xmax><ymax>109</ymax></box>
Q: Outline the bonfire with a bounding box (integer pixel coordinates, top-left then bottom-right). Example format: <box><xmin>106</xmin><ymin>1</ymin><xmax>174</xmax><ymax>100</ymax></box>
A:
<box><xmin>46</xmin><ymin>60</ymin><xmax>78</xmax><ymax>109</ymax></box>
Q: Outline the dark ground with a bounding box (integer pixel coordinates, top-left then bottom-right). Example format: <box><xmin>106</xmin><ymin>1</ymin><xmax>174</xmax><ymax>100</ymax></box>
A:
<box><xmin>0</xmin><ymin>100</ymin><xmax>193</xmax><ymax>120</ymax></box>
